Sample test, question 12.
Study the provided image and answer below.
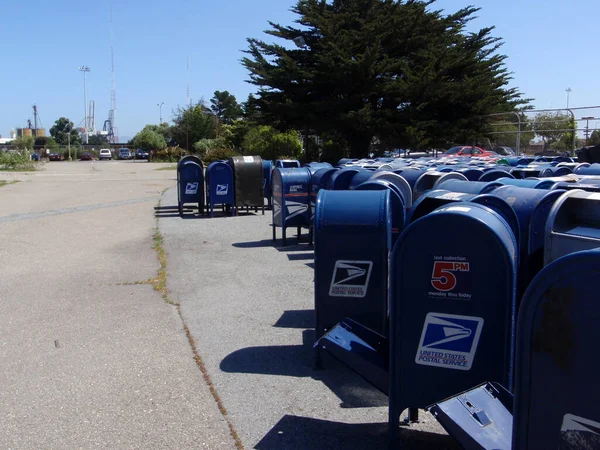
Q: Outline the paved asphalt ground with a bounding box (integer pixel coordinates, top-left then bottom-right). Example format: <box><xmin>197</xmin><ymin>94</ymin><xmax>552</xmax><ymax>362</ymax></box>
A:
<box><xmin>0</xmin><ymin>161</ymin><xmax>457</xmax><ymax>449</ymax></box>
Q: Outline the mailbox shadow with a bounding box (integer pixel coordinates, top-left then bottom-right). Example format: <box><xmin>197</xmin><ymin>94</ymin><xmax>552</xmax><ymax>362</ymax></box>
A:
<box><xmin>273</xmin><ymin>309</ymin><xmax>314</xmax><ymax>329</ymax></box>
<box><xmin>287</xmin><ymin>252</ymin><xmax>314</xmax><ymax>261</ymax></box>
<box><xmin>220</xmin><ymin>329</ymin><xmax>387</xmax><ymax>408</ymax></box>
<box><xmin>233</xmin><ymin>238</ymin><xmax>313</xmax><ymax>251</ymax></box>
<box><xmin>254</xmin><ymin>415</ymin><xmax>458</xmax><ymax>450</ymax></box>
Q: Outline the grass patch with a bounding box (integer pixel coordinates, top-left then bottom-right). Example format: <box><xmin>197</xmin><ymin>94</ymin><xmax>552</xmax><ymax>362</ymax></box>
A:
<box><xmin>0</xmin><ymin>180</ymin><xmax>19</xmax><ymax>188</ymax></box>
<box><xmin>154</xmin><ymin>165</ymin><xmax>177</xmax><ymax>171</ymax></box>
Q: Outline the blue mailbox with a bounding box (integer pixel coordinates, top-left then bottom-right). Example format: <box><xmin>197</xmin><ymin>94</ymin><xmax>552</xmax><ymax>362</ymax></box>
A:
<box><xmin>456</xmin><ymin>168</ymin><xmax>484</xmax><ymax>181</ymax></box>
<box><xmin>539</xmin><ymin>165</ymin><xmax>573</xmax><ymax>177</ymax></box>
<box><xmin>397</xmin><ymin>169</ymin><xmax>426</xmax><ymax>190</ymax></box>
<box><xmin>327</xmin><ymin>168</ymin><xmax>361</xmax><ymax>190</ymax></box>
<box><xmin>436</xmin><ymin>179</ymin><xmax>503</xmax><ymax>195</ymax></box>
<box><xmin>205</xmin><ymin>161</ymin><xmax>234</xmax><ymax>217</ymax></box>
<box><xmin>369</xmin><ymin>172</ymin><xmax>413</xmax><ymax>208</ymax></box>
<box><xmin>263</xmin><ymin>159</ymin><xmax>274</xmax><ymax>208</ymax></box>
<box><xmin>413</xmin><ymin>172</ymin><xmax>468</xmax><ymax>200</ymax></box>
<box><xmin>314</xmin><ymin>189</ymin><xmax>391</xmax><ymax>366</ymax></box>
<box><xmin>490</xmin><ymin>185</ymin><xmax>565</xmax><ymax>299</ymax></box>
<box><xmin>177</xmin><ymin>160</ymin><xmax>205</xmax><ymax>215</ymax></box>
<box><xmin>574</xmin><ymin>162</ymin><xmax>600</xmax><ymax>175</ymax></box>
<box><xmin>304</xmin><ymin>162</ymin><xmax>333</xmax><ymax>174</ymax></box>
<box><xmin>389</xmin><ymin>203</ymin><xmax>518</xmax><ymax>437</ymax></box>
<box><xmin>479</xmin><ymin>169</ymin><xmax>515</xmax><ymax>182</ymax></box>
<box><xmin>512</xmin><ymin>249</ymin><xmax>600</xmax><ymax>449</ymax></box>
<box><xmin>348</xmin><ymin>170</ymin><xmax>376</xmax><ymax>189</ymax></box>
<box><xmin>355</xmin><ymin>180</ymin><xmax>406</xmax><ymax>245</ymax></box>
<box><xmin>272</xmin><ymin>167</ymin><xmax>311</xmax><ymax>245</ymax></box>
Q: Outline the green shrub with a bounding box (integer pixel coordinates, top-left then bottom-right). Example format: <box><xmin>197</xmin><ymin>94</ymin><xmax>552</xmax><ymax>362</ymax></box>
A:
<box><xmin>151</xmin><ymin>146</ymin><xmax>187</xmax><ymax>162</ymax></box>
<box><xmin>202</xmin><ymin>147</ymin><xmax>240</xmax><ymax>164</ymax></box>
<box><xmin>0</xmin><ymin>151</ymin><xmax>37</xmax><ymax>170</ymax></box>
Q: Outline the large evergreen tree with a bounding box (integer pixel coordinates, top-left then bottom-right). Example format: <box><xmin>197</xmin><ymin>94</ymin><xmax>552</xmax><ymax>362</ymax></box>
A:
<box><xmin>242</xmin><ymin>0</ymin><xmax>528</xmax><ymax>157</ymax></box>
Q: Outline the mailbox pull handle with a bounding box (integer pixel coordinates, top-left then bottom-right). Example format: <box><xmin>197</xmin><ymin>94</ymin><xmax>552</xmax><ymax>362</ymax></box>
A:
<box><xmin>457</xmin><ymin>394</ymin><xmax>492</xmax><ymax>427</ymax></box>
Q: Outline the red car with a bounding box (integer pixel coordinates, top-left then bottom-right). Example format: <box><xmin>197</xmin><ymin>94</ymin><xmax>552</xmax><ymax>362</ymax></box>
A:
<box><xmin>443</xmin><ymin>146</ymin><xmax>496</xmax><ymax>157</ymax></box>
<box><xmin>48</xmin><ymin>153</ymin><xmax>63</xmax><ymax>161</ymax></box>
<box><xmin>80</xmin><ymin>152</ymin><xmax>93</xmax><ymax>161</ymax></box>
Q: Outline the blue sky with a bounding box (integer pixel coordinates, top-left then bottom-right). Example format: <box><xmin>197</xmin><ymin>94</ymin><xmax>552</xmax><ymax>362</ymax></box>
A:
<box><xmin>2</xmin><ymin>0</ymin><xmax>599</xmax><ymax>141</ymax></box>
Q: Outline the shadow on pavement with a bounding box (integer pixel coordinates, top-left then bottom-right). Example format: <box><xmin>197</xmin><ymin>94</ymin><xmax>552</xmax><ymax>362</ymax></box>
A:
<box><xmin>273</xmin><ymin>309</ymin><xmax>314</xmax><ymax>329</ymax></box>
<box><xmin>254</xmin><ymin>415</ymin><xmax>459</xmax><ymax>450</ymax></box>
<box><xmin>220</xmin><ymin>329</ymin><xmax>387</xmax><ymax>408</ymax></box>
<box><xmin>287</xmin><ymin>252</ymin><xmax>314</xmax><ymax>261</ymax></box>
<box><xmin>233</xmin><ymin>238</ymin><xmax>313</xmax><ymax>252</ymax></box>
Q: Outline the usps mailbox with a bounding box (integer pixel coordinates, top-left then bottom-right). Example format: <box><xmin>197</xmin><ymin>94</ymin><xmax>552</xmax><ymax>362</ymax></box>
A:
<box><xmin>348</xmin><ymin>170</ymin><xmax>375</xmax><ymax>189</ymax></box>
<box><xmin>355</xmin><ymin>180</ymin><xmax>406</xmax><ymax>245</ymax></box>
<box><xmin>304</xmin><ymin>162</ymin><xmax>333</xmax><ymax>174</ymax></box>
<box><xmin>398</xmin><ymin>169</ymin><xmax>426</xmax><ymax>190</ymax></box>
<box><xmin>512</xmin><ymin>249</ymin><xmax>600</xmax><ymax>449</ymax></box>
<box><xmin>369</xmin><ymin>172</ymin><xmax>413</xmax><ymax>208</ymax></box>
<box><xmin>206</xmin><ymin>161</ymin><xmax>234</xmax><ymax>217</ymax></box>
<box><xmin>229</xmin><ymin>155</ymin><xmax>265</xmax><ymax>214</ymax></box>
<box><xmin>328</xmin><ymin>168</ymin><xmax>360</xmax><ymax>190</ymax></box>
<box><xmin>544</xmin><ymin>189</ymin><xmax>600</xmax><ymax>264</ymax></box>
<box><xmin>490</xmin><ymin>185</ymin><xmax>564</xmax><ymax>299</ymax></box>
<box><xmin>574</xmin><ymin>162</ymin><xmax>600</xmax><ymax>175</ymax></box>
<box><xmin>479</xmin><ymin>169</ymin><xmax>515</xmax><ymax>182</ymax></box>
<box><xmin>389</xmin><ymin>203</ymin><xmax>518</xmax><ymax>437</ymax></box>
<box><xmin>436</xmin><ymin>179</ymin><xmax>502</xmax><ymax>195</ymax></box>
<box><xmin>456</xmin><ymin>168</ymin><xmax>484</xmax><ymax>181</ymax></box>
<box><xmin>272</xmin><ymin>167</ymin><xmax>311</xmax><ymax>245</ymax></box>
<box><xmin>413</xmin><ymin>172</ymin><xmax>468</xmax><ymax>200</ymax></box>
<box><xmin>314</xmin><ymin>189</ymin><xmax>391</xmax><ymax>365</ymax></box>
<box><xmin>263</xmin><ymin>159</ymin><xmax>274</xmax><ymax>208</ymax></box>
<box><xmin>177</xmin><ymin>160</ymin><xmax>205</xmax><ymax>215</ymax></box>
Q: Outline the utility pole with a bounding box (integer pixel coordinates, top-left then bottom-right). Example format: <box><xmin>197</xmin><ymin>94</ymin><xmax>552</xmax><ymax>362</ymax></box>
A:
<box><xmin>583</xmin><ymin>116</ymin><xmax>596</xmax><ymax>146</ymax></box>
<box><xmin>78</xmin><ymin>66</ymin><xmax>91</xmax><ymax>144</ymax></box>
<box><xmin>157</xmin><ymin>102</ymin><xmax>164</xmax><ymax>124</ymax></box>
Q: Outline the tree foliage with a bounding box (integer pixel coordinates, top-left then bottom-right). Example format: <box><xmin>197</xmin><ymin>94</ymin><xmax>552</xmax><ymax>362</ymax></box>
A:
<box><xmin>132</xmin><ymin>125</ymin><xmax>168</xmax><ymax>150</ymax></box>
<box><xmin>12</xmin><ymin>135</ymin><xmax>35</xmax><ymax>150</ymax></box>
<box><xmin>242</xmin><ymin>125</ymin><xmax>302</xmax><ymax>160</ymax></box>
<box><xmin>242</xmin><ymin>0</ymin><xmax>528</xmax><ymax>157</ymax></box>
<box><xmin>210</xmin><ymin>91</ymin><xmax>244</xmax><ymax>124</ymax></box>
<box><xmin>532</xmin><ymin>112</ymin><xmax>575</xmax><ymax>150</ymax></box>
<box><xmin>50</xmin><ymin>117</ymin><xmax>81</xmax><ymax>146</ymax></box>
<box><xmin>171</xmin><ymin>102</ymin><xmax>216</xmax><ymax>150</ymax></box>
<box><xmin>88</xmin><ymin>134</ymin><xmax>109</xmax><ymax>146</ymax></box>
<box><xmin>589</xmin><ymin>130</ymin><xmax>600</xmax><ymax>146</ymax></box>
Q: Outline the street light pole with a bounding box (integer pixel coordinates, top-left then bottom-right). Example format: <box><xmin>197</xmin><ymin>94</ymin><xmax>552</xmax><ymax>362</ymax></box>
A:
<box><xmin>157</xmin><ymin>102</ymin><xmax>164</xmax><ymax>123</ymax></box>
<box><xmin>78</xmin><ymin>66</ymin><xmax>91</xmax><ymax>144</ymax></box>
<box><xmin>566</xmin><ymin>88</ymin><xmax>572</xmax><ymax>109</ymax></box>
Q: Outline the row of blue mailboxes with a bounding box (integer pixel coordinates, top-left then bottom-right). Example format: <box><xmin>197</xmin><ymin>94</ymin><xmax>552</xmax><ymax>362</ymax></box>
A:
<box><xmin>302</xmin><ymin>160</ymin><xmax>600</xmax><ymax>448</ymax></box>
<box><xmin>176</xmin><ymin>155</ymin><xmax>306</xmax><ymax>216</ymax></box>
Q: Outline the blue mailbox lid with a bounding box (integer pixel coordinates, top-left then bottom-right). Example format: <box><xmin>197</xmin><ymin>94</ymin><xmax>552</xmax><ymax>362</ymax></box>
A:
<box><xmin>436</xmin><ymin>179</ymin><xmax>503</xmax><ymax>195</ymax></box>
<box><xmin>355</xmin><ymin>180</ymin><xmax>406</xmax><ymax>239</ymax></box>
<box><xmin>413</xmin><ymin>172</ymin><xmax>468</xmax><ymax>200</ymax></box>
<box><xmin>409</xmin><ymin>190</ymin><xmax>476</xmax><ymax>223</ymax></box>
<box><xmin>397</xmin><ymin>169</ymin><xmax>426</xmax><ymax>190</ymax></box>
<box><xmin>304</xmin><ymin>162</ymin><xmax>333</xmax><ymax>174</ymax></box>
<box><xmin>513</xmin><ymin>249</ymin><xmax>600</xmax><ymax>450</ymax></box>
<box><xmin>479</xmin><ymin>169</ymin><xmax>515</xmax><ymax>182</ymax></box>
<box><xmin>327</xmin><ymin>168</ymin><xmax>361</xmax><ymax>190</ymax></box>
<box><xmin>348</xmin><ymin>169</ymin><xmax>377</xmax><ymax>190</ymax></box>
<box><xmin>574</xmin><ymin>163</ymin><xmax>600</xmax><ymax>175</ymax></box>
<box><xmin>539</xmin><ymin>166</ymin><xmax>573</xmax><ymax>177</ymax></box>
<box><xmin>455</xmin><ymin>167</ymin><xmax>485</xmax><ymax>181</ymax></box>
<box><xmin>494</xmin><ymin>177</ymin><xmax>554</xmax><ymax>190</ymax></box>
<box><xmin>315</xmin><ymin>189</ymin><xmax>391</xmax><ymax>230</ymax></box>
<box><xmin>276</xmin><ymin>159</ymin><xmax>301</xmax><ymax>168</ymax></box>
<box><xmin>369</xmin><ymin>171</ymin><xmax>413</xmax><ymax>208</ymax></box>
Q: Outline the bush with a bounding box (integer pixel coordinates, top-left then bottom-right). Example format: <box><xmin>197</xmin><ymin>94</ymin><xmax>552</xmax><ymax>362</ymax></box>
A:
<box><xmin>202</xmin><ymin>148</ymin><xmax>240</xmax><ymax>164</ymax></box>
<box><xmin>0</xmin><ymin>151</ymin><xmax>37</xmax><ymax>170</ymax></box>
<box><xmin>193</xmin><ymin>138</ymin><xmax>229</xmax><ymax>157</ymax></box>
<box><xmin>242</xmin><ymin>126</ymin><xmax>302</xmax><ymax>161</ymax></box>
<box><xmin>151</xmin><ymin>146</ymin><xmax>187</xmax><ymax>162</ymax></box>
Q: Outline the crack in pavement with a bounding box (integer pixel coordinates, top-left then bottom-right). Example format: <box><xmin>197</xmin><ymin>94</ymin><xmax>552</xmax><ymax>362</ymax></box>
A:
<box><xmin>0</xmin><ymin>197</ymin><xmax>159</xmax><ymax>223</ymax></box>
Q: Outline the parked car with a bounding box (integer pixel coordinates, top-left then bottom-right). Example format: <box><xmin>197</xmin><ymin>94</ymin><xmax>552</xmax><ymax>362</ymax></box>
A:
<box><xmin>99</xmin><ymin>149</ymin><xmax>112</xmax><ymax>160</ymax></box>
<box><xmin>49</xmin><ymin>153</ymin><xmax>63</xmax><ymax>161</ymax></box>
<box><xmin>491</xmin><ymin>146</ymin><xmax>516</xmax><ymax>157</ymax></box>
<box><xmin>443</xmin><ymin>146</ymin><xmax>496</xmax><ymax>157</ymax></box>
<box><xmin>135</xmin><ymin>148</ymin><xmax>149</xmax><ymax>160</ymax></box>
<box><xmin>118</xmin><ymin>148</ymin><xmax>132</xmax><ymax>160</ymax></box>
<box><xmin>80</xmin><ymin>152</ymin><xmax>93</xmax><ymax>161</ymax></box>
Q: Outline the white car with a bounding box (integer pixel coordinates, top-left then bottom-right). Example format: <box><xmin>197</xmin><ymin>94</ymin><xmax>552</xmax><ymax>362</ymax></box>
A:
<box><xmin>99</xmin><ymin>149</ymin><xmax>112</xmax><ymax>160</ymax></box>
